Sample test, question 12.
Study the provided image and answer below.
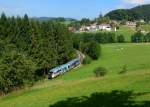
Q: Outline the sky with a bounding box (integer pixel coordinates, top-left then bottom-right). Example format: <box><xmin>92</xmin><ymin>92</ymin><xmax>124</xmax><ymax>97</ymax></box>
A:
<box><xmin>0</xmin><ymin>0</ymin><xmax>150</xmax><ymax>19</ymax></box>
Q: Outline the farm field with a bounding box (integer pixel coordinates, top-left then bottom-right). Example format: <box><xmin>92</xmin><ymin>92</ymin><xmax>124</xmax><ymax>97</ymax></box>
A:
<box><xmin>0</xmin><ymin>43</ymin><xmax>150</xmax><ymax>107</ymax></box>
<box><xmin>115</xmin><ymin>25</ymin><xmax>135</xmax><ymax>42</ymax></box>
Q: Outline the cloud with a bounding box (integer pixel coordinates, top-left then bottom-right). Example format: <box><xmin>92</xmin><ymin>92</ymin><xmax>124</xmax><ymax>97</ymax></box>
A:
<box><xmin>123</xmin><ymin>0</ymin><xmax>150</xmax><ymax>5</ymax></box>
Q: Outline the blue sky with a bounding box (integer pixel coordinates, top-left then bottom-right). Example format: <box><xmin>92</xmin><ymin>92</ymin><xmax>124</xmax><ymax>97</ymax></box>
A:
<box><xmin>0</xmin><ymin>0</ymin><xmax>149</xmax><ymax>19</ymax></box>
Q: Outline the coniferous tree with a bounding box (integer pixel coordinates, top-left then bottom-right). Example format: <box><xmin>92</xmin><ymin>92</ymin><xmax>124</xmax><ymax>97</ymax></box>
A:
<box><xmin>0</xmin><ymin>13</ymin><xmax>75</xmax><ymax>93</ymax></box>
<box><xmin>54</xmin><ymin>23</ymin><xmax>74</xmax><ymax>64</ymax></box>
<box><xmin>0</xmin><ymin>13</ymin><xmax>8</xmax><ymax>39</ymax></box>
<box><xmin>0</xmin><ymin>51</ymin><xmax>35</xmax><ymax>93</ymax></box>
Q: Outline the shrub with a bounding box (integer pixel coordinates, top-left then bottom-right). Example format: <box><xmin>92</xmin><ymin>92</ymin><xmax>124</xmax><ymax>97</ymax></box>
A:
<box><xmin>116</xmin><ymin>26</ymin><xmax>120</xmax><ymax>30</ymax></box>
<box><xmin>131</xmin><ymin>32</ymin><xmax>144</xmax><ymax>43</ymax></box>
<box><xmin>82</xmin><ymin>55</ymin><xmax>92</xmax><ymax>65</ymax></box>
<box><xmin>93</xmin><ymin>67</ymin><xmax>107</xmax><ymax>77</ymax></box>
<box><xmin>119</xmin><ymin>65</ymin><xmax>128</xmax><ymax>74</ymax></box>
<box><xmin>84</xmin><ymin>41</ymin><xmax>101</xmax><ymax>60</ymax></box>
<box><xmin>117</xmin><ymin>35</ymin><xmax>125</xmax><ymax>43</ymax></box>
<box><xmin>143</xmin><ymin>32</ymin><xmax>150</xmax><ymax>42</ymax></box>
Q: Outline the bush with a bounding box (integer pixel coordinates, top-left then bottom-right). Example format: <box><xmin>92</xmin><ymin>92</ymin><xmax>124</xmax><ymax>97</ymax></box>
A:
<box><xmin>131</xmin><ymin>32</ymin><xmax>144</xmax><ymax>43</ymax></box>
<box><xmin>93</xmin><ymin>67</ymin><xmax>107</xmax><ymax>77</ymax></box>
<box><xmin>82</xmin><ymin>55</ymin><xmax>92</xmax><ymax>65</ymax></box>
<box><xmin>119</xmin><ymin>65</ymin><xmax>127</xmax><ymax>74</ymax></box>
<box><xmin>143</xmin><ymin>32</ymin><xmax>150</xmax><ymax>42</ymax></box>
<box><xmin>116</xmin><ymin>26</ymin><xmax>120</xmax><ymax>30</ymax></box>
<box><xmin>83</xmin><ymin>41</ymin><xmax>101</xmax><ymax>60</ymax></box>
<box><xmin>117</xmin><ymin>35</ymin><xmax>125</xmax><ymax>43</ymax></box>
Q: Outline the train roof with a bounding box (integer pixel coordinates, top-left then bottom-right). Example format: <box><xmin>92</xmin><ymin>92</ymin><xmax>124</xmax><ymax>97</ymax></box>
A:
<box><xmin>49</xmin><ymin>66</ymin><xmax>61</xmax><ymax>73</ymax></box>
<box><xmin>49</xmin><ymin>58</ymin><xmax>80</xmax><ymax>73</ymax></box>
<box><xmin>49</xmin><ymin>63</ymin><xmax>69</xmax><ymax>73</ymax></box>
<box><xmin>60</xmin><ymin>63</ymin><xmax>69</xmax><ymax>68</ymax></box>
<box><xmin>67</xmin><ymin>58</ymin><xmax>79</xmax><ymax>65</ymax></box>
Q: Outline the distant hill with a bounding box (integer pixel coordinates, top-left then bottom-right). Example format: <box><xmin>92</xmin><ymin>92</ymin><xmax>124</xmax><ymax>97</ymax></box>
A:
<box><xmin>32</xmin><ymin>17</ymin><xmax>77</xmax><ymax>22</ymax></box>
<box><xmin>105</xmin><ymin>4</ymin><xmax>150</xmax><ymax>21</ymax></box>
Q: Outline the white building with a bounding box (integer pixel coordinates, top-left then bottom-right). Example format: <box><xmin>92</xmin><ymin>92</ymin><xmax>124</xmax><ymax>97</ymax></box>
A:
<box><xmin>98</xmin><ymin>24</ymin><xmax>112</xmax><ymax>31</ymax></box>
<box><xmin>79</xmin><ymin>24</ymin><xmax>115</xmax><ymax>32</ymax></box>
<box><xmin>126</xmin><ymin>21</ymin><xmax>136</xmax><ymax>27</ymax></box>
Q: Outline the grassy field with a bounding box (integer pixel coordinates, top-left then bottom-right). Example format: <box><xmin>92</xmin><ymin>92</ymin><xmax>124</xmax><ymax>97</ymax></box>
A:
<box><xmin>115</xmin><ymin>25</ymin><xmax>135</xmax><ymax>42</ymax></box>
<box><xmin>61</xmin><ymin>20</ymin><xmax>73</xmax><ymax>25</ymax></box>
<box><xmin>0</xmin><ymin>43</ymin><xmax>150</xmax><ymax>107</ymax></box>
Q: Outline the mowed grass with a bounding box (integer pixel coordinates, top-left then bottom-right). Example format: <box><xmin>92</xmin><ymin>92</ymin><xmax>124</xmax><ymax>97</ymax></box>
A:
<box><xmin>0</xmin><ymin>43</ymin><xmax>150</xmax><ymax>107</ymax></box>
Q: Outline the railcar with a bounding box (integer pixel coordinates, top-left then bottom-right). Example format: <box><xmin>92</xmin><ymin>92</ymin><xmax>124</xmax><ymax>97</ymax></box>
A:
<box><xmin>48</xmin><ymin>66</ymin><xmax>61</xmax><ymax>79</ymax></box>
<box><xmin>48</xmin><ymin>58</ymin><xmax>80</xmax><ymax>79</ymax></box>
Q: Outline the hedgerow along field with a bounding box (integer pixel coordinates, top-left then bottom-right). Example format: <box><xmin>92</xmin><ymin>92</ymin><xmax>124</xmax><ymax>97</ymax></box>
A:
<box><xmin>0</xmin><ymin>43</ymin><xmax>150</xmax><ymax>107</ymax></box>
<box><xmin>84</xmin><ymin>25</ymin><xmax>135</xmax><ymax>42</ymax></box>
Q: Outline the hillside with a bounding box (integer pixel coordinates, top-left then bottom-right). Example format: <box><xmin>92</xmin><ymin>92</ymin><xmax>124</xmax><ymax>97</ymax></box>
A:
<box><xmin>0</xmin><ymin>43</ymin><xmax>150</xmax><ymax>107</ymax></box>
<box><xmin>33</xmin><ymin>17</ymin><xmax>76</xmax><ymax>22</ymax></box>
<box><xmin>105</xmin><ymin>4</ymin><xmax>150</xmax><ymax>21</ymax></box>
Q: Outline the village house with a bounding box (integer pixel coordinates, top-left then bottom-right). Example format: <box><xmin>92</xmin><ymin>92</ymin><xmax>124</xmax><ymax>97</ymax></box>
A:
<box><xmin>79</xmin><ymin>26</ymin><xmax>89</xmax><ymax>32</ymax></box>
<box><xmin>98</xmin><ymin>24</ymin><xmax>112</xmax><ymax>31</ymax></box>
<box><xmin>79</xmin><ymin>23</ymin><xmax>116</xmax><ymax>32</ymax></box>
<box><xmin>126</xmin><ymin>21</ymin><xmax>136</xmax><ymax>27</ymax></box>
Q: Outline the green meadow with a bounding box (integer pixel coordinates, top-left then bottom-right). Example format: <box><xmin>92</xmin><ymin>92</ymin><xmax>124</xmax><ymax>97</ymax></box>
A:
<box><xmin>115</xmin><ymin>25</ymin><xmax>135</xmax><ymax>42</ymax></box>
<box><xmin>0</xmin><ymin>43</ymin><xmax>150</xmax><ymax>107</ymax></box>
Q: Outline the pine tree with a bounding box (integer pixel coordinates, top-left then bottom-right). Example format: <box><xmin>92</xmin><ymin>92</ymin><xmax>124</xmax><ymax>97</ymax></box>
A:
<box><xmin>0</xmin><ymin>13</ymin><xmax>8</xmax><ymax>39</ymax></box>
<box><xmin>54</xmin><ymin>23</ymin><xmax>74</xmax><ymax>64</ymax></box>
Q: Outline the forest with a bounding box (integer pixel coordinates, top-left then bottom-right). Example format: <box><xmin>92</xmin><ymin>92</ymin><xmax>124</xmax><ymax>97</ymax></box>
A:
<box><xmin>0</xmin><ymin>13</ymin><xmax>75</xmax><ymax>94</ymax></box>
<box><xmin>105</xmin><ymin>4</ymin><xmax>150</xmax><ymax>21</ymax></box>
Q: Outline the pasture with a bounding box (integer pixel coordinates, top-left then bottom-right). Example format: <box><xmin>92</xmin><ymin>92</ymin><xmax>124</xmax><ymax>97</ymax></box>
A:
<box><xmin>0</xmin><ymin>43</ymin><xmax>150</xmax><ymax>107</ymax></box>
<box><xmin>115</xmin><ymin>25</ymin><xmax>135</xmax><ymax>42</ymax></box>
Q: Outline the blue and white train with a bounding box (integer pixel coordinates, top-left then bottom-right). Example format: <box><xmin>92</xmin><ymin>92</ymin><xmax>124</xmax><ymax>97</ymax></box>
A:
<box><xmin>48</xmin><ymin>58</ymin><xmax>81</xmax><ymax>79</ymax></box>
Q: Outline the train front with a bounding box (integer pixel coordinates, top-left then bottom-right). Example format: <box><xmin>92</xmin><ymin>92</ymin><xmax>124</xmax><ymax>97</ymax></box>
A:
<box><xmin>48</xmin><ymin>68</ymin><xmax>56</xmax><ymax>79</ymax></box>
<box><xmin>48</xmin><ymin>71</ymin><xmax>54</xmax><ymax>79</ymax></box>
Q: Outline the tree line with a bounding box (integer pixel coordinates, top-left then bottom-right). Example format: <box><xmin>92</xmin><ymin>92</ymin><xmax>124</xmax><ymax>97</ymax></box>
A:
<box><xmin>72</xmin><ymin>32</ymin><xmax>125</xmax><ymax>61</ymax></box>
<box><xmin>73</xmin><ymin>32</ymin><xmax>125</xmax><ymax>45</ymax></box>
<box><xmin>0</xmin><ymin>13</ymin><xmax>74</xmax><ymax>94</ymax></box>
<box><xmin>131</xmin><ymin>32</ymin><xmax>150</xmax><ymax>43</ymax></box>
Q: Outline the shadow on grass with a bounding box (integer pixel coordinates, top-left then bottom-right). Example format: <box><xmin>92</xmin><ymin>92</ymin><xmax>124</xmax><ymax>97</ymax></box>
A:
<box><xmin>50</xmin><ymin>90</ymin><xmax>150</xmax><ymax>107</ymax></box>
